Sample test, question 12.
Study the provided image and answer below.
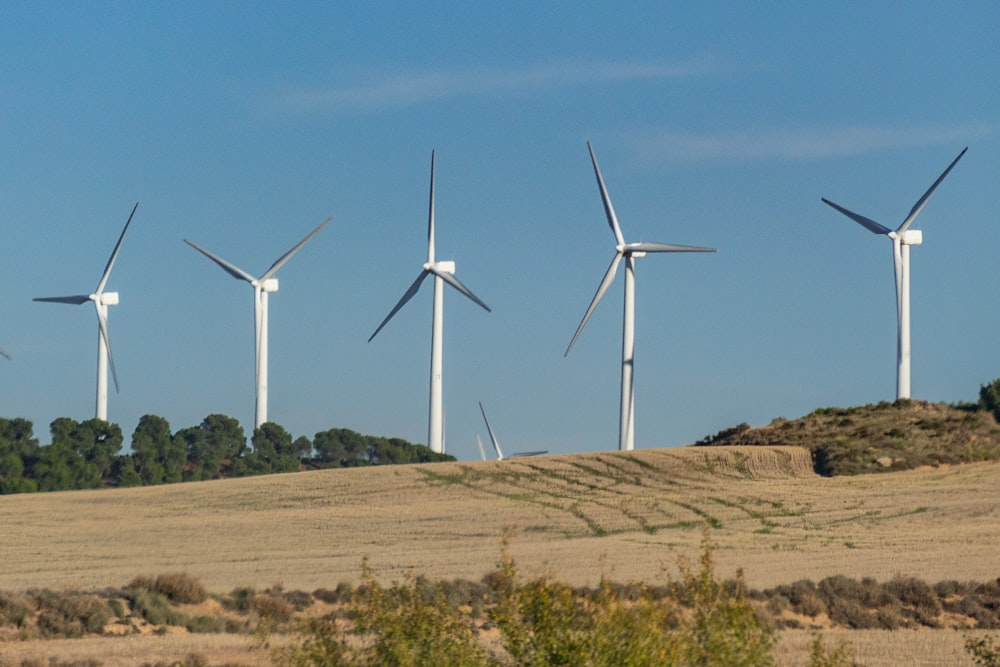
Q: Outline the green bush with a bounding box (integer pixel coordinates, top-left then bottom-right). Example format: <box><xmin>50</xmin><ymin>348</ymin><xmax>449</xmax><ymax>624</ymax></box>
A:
<box><xmin>125</xmin><ymin>586</ymin><xmax>187</xmax><ymax>627</ymax></box>
<box><xmin>966</xmin><ymin>634</ymin><xmax>1000</xmax><ymax>667</ymax></box>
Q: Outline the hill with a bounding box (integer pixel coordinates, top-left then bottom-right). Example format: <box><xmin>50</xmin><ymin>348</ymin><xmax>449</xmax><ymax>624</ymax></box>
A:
<box><xmin>1</xmin><ymin>444</ymin><xmax>999</xmax><ymax>597</ymax></box>
<box><xmin>694</xmin><ymin>399</ymin><xmax>1000</xmax><ymax>475</ymax></box>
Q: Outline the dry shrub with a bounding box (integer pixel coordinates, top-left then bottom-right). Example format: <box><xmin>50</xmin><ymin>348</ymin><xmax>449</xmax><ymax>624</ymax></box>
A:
<box><xmin>249</xmin><ymin>593</ymin><xmax>295</xmax><ymax>623</ymax></box>
<box><xmin>884</xmin><ymin>576</ymin><xmax>942</xmax><ymax>626</ymax></box>
<box><xmin>313</xmin><ymin>582</ymin><xmax>352</xmax><ymax>605</ymax></box>
<box><xmin>31</xmin><ymin>590</ymin><xmax>111</xmax><ymax>638</ymax></box>
<box><xmin>0</xmin><ymin>591</ymin><xmax>33</xmax><ymax>629</ymax></box>
<box><xmin>151</xmin><ymin>573</ymin><xmax>208</xmax><ymax>604</ymax></box>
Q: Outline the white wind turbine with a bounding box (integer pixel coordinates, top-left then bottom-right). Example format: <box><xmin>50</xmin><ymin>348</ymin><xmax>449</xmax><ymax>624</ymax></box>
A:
<box><xmin>822</xmin><ymin>147</ymin><xmax>967</xmax><ymax>400</ymax></box>
<box><xmin>368</xmin><ymin>151</ymin><xmax>491</xmax><ymax>454</ymax></box>
<box><xmin>478</xmin><ymin>401</ymin><xmax>547</xmax><ymax>460</ymax></box>
<box><xmin>566</xmin><ymin>142</ymin><xmax>716</xmax><ymax>452</ymax></box>
<box><xmin>185</xmin><ymin>217</ymin><xmax>332</xmax><ymax>429</ymax></box>
<box><xmin>35</xmin><ymin>202</ymin><xmax>139</xmax><ymax>421</ymax></box>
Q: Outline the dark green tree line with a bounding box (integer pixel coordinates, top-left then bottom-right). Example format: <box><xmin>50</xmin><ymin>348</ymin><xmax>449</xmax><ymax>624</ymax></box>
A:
<box><xmin>0</xmin><ymin>414</ymin><xmax>452</xmax><ymax>495</ymax></box>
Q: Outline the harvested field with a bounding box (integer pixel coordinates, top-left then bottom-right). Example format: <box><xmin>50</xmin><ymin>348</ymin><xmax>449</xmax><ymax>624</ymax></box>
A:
<box><xmin>1</xmin><ymin>445</ymin><xmax>998</xmax><ymax>593</ymax></box>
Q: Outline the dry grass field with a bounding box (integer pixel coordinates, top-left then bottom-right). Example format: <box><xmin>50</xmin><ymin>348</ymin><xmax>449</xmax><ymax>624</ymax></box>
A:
<box><xmin>2</xmin><ymin>445</ymin><xmax>1000</xmax><ymax>665</ymax></box>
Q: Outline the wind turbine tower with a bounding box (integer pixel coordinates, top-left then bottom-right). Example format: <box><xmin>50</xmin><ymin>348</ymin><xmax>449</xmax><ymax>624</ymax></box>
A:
<box><xmin>566</xmin><ymin>143</ymin><xmax>716</xmax><ymax>451</ymax></box>
<box><xmin>368</xmin><ymin>151</ymin><xmax>491</xmax><ymax>454</ymax></box>
<box><xmin>822</xmin><ymin>147</ymin><xmax>966</xmax><ymax>400</ymax></box>
<box><xmin>34</xmin><ymin>202</ymin><xmax>139</xmax><ymax>421</ymax></box>
<box><xmin>185</xmin><ymin>217</ymin><xmax>332</xmax><ymax>429</ymax></box>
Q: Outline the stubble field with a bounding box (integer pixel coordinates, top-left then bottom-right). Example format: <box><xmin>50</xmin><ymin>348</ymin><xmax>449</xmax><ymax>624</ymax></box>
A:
<box><xmin>2</xmin><ymin>445</ymin><xmax>999</xmax><ymax>665</ymax></box>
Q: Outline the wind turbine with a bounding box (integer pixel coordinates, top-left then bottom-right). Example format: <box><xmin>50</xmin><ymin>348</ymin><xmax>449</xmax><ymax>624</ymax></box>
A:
<box><xmin>368</xmin><ymin>151</ymin><xmax>491</xmax><ymax>454</ymax></box>
<box><xmin>478</xmin><ymin>400</ymin><xmax>547</xmax><ymax>460</ymax></box>
<box><xmin>822</xmin><ymin>147</ymin><xmax>967</xmax><ymax>400</ymax></box>
<box><xmin>0</xmin><ymin>348</ymin><xmax>10</xmax><ymax>361</ymax></box>
<box><xmin>479</xmin><ymin>401</ymin><xmax>505</xmax><ymax>460</ymax></box>
<box><xmin>566</xmin><ymin>142</ymin><xmax>716</xmax><ymax>452</ymax></box>
<box><xmin>35</xmin><ymin>202</ymin><xmax>138</xmax><ymax>421</ymax></box>
<box><xmin>185</xmin><ymin>217</ymin><xmax>332</xmax><ymax>429</ymax></box>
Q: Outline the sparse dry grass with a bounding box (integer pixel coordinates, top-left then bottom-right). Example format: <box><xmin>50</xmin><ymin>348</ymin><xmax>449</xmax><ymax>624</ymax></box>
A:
<box><xmin>2</xmin><ymin>445</ymin><xmax>1000</xmax><ymax>665</ymax></box>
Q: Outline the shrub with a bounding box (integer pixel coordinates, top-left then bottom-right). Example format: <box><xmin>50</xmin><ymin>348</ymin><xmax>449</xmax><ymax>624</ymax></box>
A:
<box><xmin>126</xmin><ymin>587</ymin><xmax>187</xmax><ymax>627</ymax></box>
<box><xmin>31</xmin><ymin>590</ymin><xmax>111</xmax><ymax>638</ymax></box>
<box><xmin>670</xmin><ymin>545</ymin><xmax>776</xmax><ymax>667</ymax></box>
<box><xmin>313</xmin><ymin>583</ymin><xmax>352</xmax><ymax>605</ymax></box>
<box><xmin>0</xmin><ymin>592</ymin><xmax>33</xmax><ymax>628</ymax></box>
<box><xmin>248</xmin><ymin>594</ymin><xmax>295</xmax><ymax>623</ymax></box>
<box><xmin>884</xmin><ymin>576</ymin><xmax>942</xmax><ymax>625</ymax></box>
<box><xmin>966</xmin><ymin>634</ymin><xmax>1000</xmax><ymax>667</ymax></box>
<box><xmin>152</xmin><ymin>573</ymin><xmax>208</xmax><ymax>604</ymax></box>
<box><xmin>354</xmin><ymin>566</ymin><xmax>494</xmax><ymax>667</ymax></box>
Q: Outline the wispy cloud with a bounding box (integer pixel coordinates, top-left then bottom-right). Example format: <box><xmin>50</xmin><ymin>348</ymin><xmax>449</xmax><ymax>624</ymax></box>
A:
<box><xmin>273</xmin><ymin>60</ymin><xmax>722</xmax><ymax>114</ymax></box>
<box><xmin>632</xmin><ymin>124</ymin><xmax>992</xmax><ymax>163</ymax></box>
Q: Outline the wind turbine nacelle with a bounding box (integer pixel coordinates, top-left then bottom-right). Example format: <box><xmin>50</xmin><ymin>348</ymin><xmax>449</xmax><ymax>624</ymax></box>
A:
<box><xmin>261</xmin><ymin>278</ymin><xmax>279</xmax><ymax>292</ymax></box>
<box><xmin>900</xmin><ymin>229</ymin><xmax>923</xmax><ymax>246</ymax></box>
<box><xmin>98</xmin><ymin>292</ymin><xmax>119</xmax><ymax>306</ymax></box>
<box><xmin>431</xmin><ymin>260</ymin><xmax>456</xmax><ymax>273</ymax></box>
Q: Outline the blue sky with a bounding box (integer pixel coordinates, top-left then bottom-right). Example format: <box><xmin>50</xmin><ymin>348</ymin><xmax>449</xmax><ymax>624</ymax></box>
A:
<box><xmin>1</xmin><ymin>2</ymin><xmax>998</xmax><ymax>459</ymax></box>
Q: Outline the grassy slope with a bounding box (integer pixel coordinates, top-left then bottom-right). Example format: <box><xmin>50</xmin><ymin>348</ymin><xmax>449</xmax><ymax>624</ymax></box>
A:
<box><xmin>694</xmin><ymin>399</ymin><xmax>1000</xmax><ymax>475</ymax></box>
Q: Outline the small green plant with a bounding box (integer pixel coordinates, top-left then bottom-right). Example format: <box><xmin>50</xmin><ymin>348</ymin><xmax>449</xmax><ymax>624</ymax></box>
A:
<box><xmin>966</xmin><ymin>634</ymin><xmax>1000</xmax><ymax>667</ymax></box>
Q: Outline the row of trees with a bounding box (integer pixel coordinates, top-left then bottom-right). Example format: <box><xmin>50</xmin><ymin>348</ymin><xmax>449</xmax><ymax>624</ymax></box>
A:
<box><xmin>0</xmin><ymin>415</ymin><xmax>452</xmax><ymax>495</ymax></box>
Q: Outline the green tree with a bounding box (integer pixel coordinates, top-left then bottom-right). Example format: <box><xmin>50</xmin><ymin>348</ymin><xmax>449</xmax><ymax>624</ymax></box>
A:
<box><xmin>33</xmin><ymin>418</ymin><xmax>120</xmax><ymax>491</ymax></box>
<box><xmin>0</xmin><ymin>418</ymin><xmax>39</xmax><ymax>494</ymax></box>
<box><xmin>111</xmin><ymin>455</ymin><xmax>142</xmax><ymax>487</ymax></box>
<box><xmin>179</xmin><ymin>414</ymin><xmax>246</xmax><ymax>480</ymax></box>
<box><xmin>241</xmin><ymin>423</ymin><xmax>301</xmax><ymax>475</ymax></box>
<box><xmin>130</xmin><ymin>414</ymin><xmax>184</xmax><ymax>485</ymax></box>
<box><xmin>980</xmin><ymin>378</ymin><xmax>1000</xmax><ymax>423</ymax></box>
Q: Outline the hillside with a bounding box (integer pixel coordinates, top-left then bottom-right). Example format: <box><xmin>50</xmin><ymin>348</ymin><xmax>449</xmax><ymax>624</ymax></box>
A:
<box><xmin>1</xmin><ymin>445</ymin><xmax>999</xmax><ymax>598</ymax></box>
<box><xmin>695</xmin><ymin>399</ymin><xmax>1000</xmax><ymax>475</ymax></box>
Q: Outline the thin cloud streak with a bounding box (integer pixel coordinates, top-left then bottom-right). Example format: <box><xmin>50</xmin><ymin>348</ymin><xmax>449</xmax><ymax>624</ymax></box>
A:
<box><xmin>633</xmin><ymin>124</ymin><xmax>993</xmax><ymax>163</ymax></box>
<box><xmin>274</xmin><ymin>60</ymin><xmax>722</xmax><ymax>114</ymax></box>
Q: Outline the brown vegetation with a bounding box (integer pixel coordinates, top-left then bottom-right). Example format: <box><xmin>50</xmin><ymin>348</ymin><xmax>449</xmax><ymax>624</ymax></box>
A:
<box><xmin>696</xmin><ymin>400</ymin><xmax>1000</xmax><ymax>475</ymax></box>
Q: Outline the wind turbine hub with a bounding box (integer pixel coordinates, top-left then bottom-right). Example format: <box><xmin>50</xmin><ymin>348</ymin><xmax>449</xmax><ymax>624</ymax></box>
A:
<box><xmin>261</xmin><ymin>278</ymin><xmax>279</xmax><ymax>292</ymax></box>
<box><xmin>96</xmin><ymin>292</ymin><xmax>119</xmax><ymax>306</ymax></box>
<box><xmin>900</xmin><ymin>229</ymin><xmax>923</xmax><ymax>246</ymax></box>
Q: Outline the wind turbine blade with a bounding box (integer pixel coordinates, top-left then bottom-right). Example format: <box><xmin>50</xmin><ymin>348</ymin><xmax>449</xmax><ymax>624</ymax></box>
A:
<box><xmin>476</xmin><ymin>434</ymin><xmax>487</xmax><ymax>461</ymax></box>
<box><xmin>587</xmin><ymin>142</ymin><xmax>626</xmax><ymax>246</ymax></box>
<box><xmin>0</xmin><ymin>348</ymin><xmax>10</xmax><ymax>361</ymax></box>
<box><xmin>897</xmin><ymin>147</ymin><xmax>968</xmax><ymax>234</ymax></box>
<box><xmin>821</xmin><ymin>198</ymin><xmax>891</xmax><ymax>235</ymax></box>
<box><xmin>430</xmin><ymin>267</ymin><xmax>491</xmax><ymax>313</ymax></box>
<box><xmin>260</xmin><ymin>216</ymin><xmax>334</xmax><ymax>282</ymax></box>
<box><xmin>95</xmin><ymin>202</ymin><xmax>138</xmax><ymax>295</ymax></box>
<box><xmin>565</xmin><ymin>252</ymin><xmax>623</xmax><ymax>356</ymax></box>
<box><xmin>479</xmin><ymin>401</ymin><xmax>503</xmax><ymax>460</ymax></box>
<box><xmin>184</xmin><ymin>239</ymin><xmax>257</xmax><ymax>283</ymax></box>
<box><xmin>427</xmin><ymin>150</ymin><xmax>436</xmax><ymax>264</ymax></box>
<box><xmin>368</xmin><ymin>270</ymin><xmax>430</xmax><ymax>342</ymax></box>
<box><xmin>34</xmin><ymin>295</ymin><xmax>91</xmax><ymax>305</ymax></box>
<box><xmin>96</xmin><ymin>305</ymin><xmax>119</xmax><ymax>393</ymax></box>
<box><xmin>627</xmin><ymin>242</ymin><xmax>717</xmax><ymax>253</ymax></box>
